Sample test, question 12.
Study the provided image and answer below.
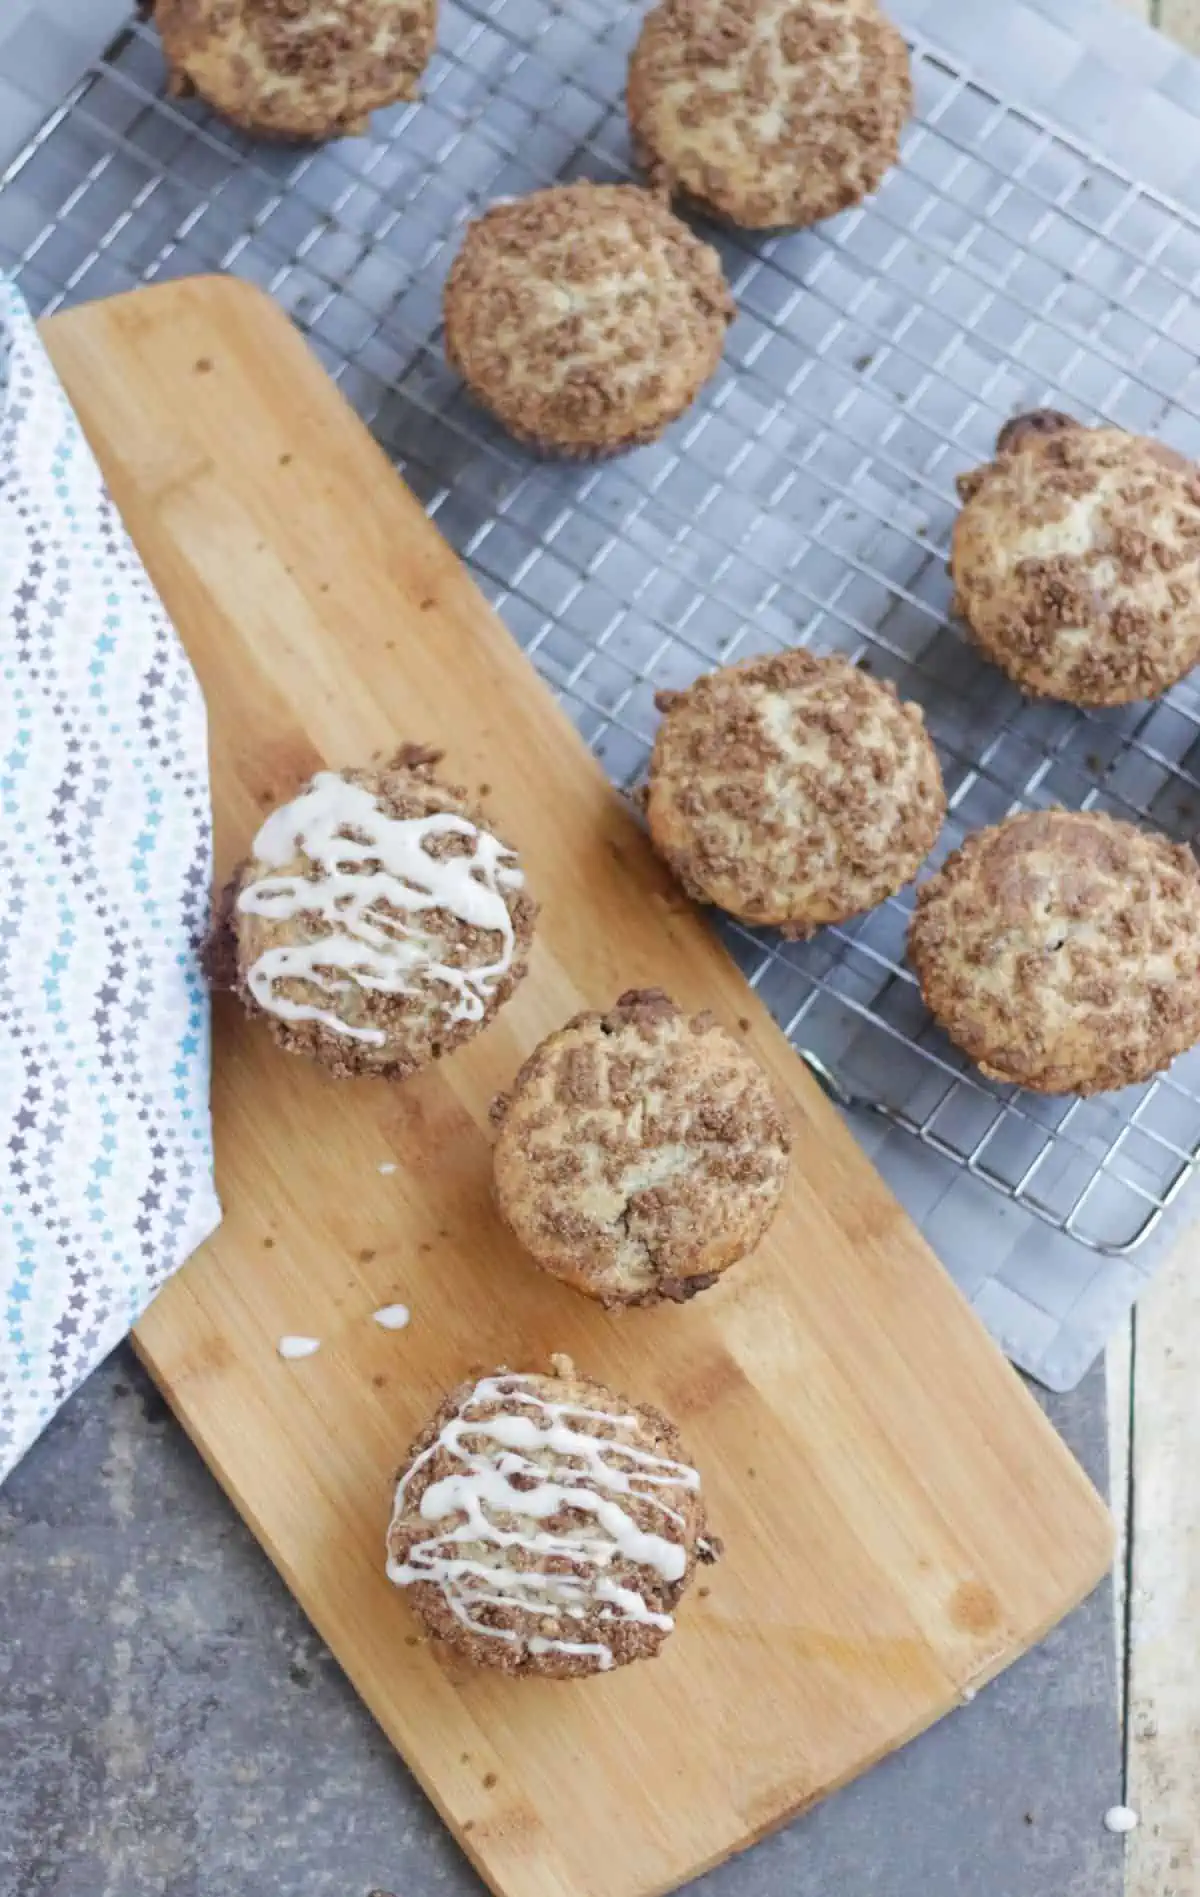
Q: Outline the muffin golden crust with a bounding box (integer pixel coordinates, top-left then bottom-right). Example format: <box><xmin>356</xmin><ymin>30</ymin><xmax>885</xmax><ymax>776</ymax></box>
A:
<box><xmin>216</xmin><ymin>749</ymin><xmax>536</xmax><ymax>1079</ymax></box>
<box><xmin>908</xmin><ymin>809</ymin><xmax>1200</xmax><ymax>1095</ymax></box>
<box><xmin>952</xmin><ymin>417</ymin><xmax>1200</xmax><ymax>707</ymax></box>
<box><xmin>491</xmin><ymin>989</ymin><xmax>790</xmax><ymax>1306</ymax></box>
<box><xmin>645</xmin><ymin>649</ymin><xmax>945</xmax><ymax>935</ymax></box>
<box><xmin>154</xmin><ymin>0</ymin><xmax>436</xmax><ymax>140</ymax></box>
<box><xmin>386</xmin><ymin>1356</ymin><xmax>718</xmax><ymax>1678</ymax></box>
<box><xmin>627</xmin><ymin>0</ymin><xmax>911</xmax><ymax>230</ymax></box>
<box><xmin>442</xmin><ymin>183</ymin><xmax>734</xmax><ymax>456</ymax></box>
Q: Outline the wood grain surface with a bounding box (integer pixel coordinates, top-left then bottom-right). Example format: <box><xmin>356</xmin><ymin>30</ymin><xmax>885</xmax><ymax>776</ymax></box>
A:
<box><xmin>41</xmin><ymin>276</ymin><xmax>1114</xmax><ymax>1897</ymax></box>
<box><xmin>1160</xmin><ymin>2</ymin><xmax>1200</xmax><ymax>47</ymax></box>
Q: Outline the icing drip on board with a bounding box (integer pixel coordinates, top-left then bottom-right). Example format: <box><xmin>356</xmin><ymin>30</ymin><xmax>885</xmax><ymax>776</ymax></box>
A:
<box><xmin>237</xmin><ymin>773</ymin><xmax>525</xmax><ymax>1046</ymax></box>
<box><xmin>373</xmin><ymin>1303</ymin><xmax>411</xmax><ymax>1330</ymax></box>
<box><xmin>277</xmin><ymin>1335</ymin><xmax>321</xmax><ymax>1360</ymax></box>
<box><xmin>386</xmin><ymin>1372</ymin><xmax>701</xmax><ymax>1669</ymax></box>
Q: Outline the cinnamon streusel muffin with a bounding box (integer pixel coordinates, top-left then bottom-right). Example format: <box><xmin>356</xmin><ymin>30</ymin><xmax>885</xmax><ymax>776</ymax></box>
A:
<box><xmin>627</xmin><ymin>0</ymin><xmax>912</xmax><ymax>230</ymax></box>
<box><xmin>491</xmin><ymin>989</ymin><xmax>791</xmax><ymax>1306</ymax></box>
<box><xmin>645</xmin><ymin>649</ymin><xmax>945</xmax><ymax>935</ymax></box>
<box><xmin>154</xmin><ymin>0</ymin><xmax>437</xmax><ymax>140</ymax></box>
<box><xmin>386</xmin><ymin>1355</ymin><xmax>718</xmax><ymax>1678</ymax></box>
<box><xmin>211</xmin><ymin>748</ymin><xmax>536</xmax><ymax>1079</ymax></box>
<box><xmin>908</xmin><ymin>808</ymin><xmax>1200</xmax><ymax>1095</ymax></box>
<box><xmin>442</xmin><ymin>183</ymin><xmax>734</xmax><ymax>456</ymax></box>
<box><xmin>952</xmin><ymin>413</ymin><xmax>1200</xmax><ymax>706</ymax></box>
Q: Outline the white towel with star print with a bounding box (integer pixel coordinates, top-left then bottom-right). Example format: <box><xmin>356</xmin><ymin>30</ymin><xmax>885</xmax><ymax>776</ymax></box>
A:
<box><xmin>0</xmin><ymin>279</ymin><xmax>220</xmax><ymax>1482</ymax></box>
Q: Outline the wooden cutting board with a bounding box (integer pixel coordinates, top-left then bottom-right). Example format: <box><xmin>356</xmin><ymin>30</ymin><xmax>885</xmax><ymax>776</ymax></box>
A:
<box><xmin>42</xmin><ymin>277</ymin><xmax>1113</xmax><ymax>1897</ymax></box>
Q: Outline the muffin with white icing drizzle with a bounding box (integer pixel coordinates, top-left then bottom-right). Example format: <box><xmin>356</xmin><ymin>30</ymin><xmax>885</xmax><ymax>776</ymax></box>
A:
<box><xmin>386</xmin><ymin>1355</ymin><xmax>719</xmax><ymax>1678</ymax></box>
<box><xmin>214</xmin><ymin>748</ymin><xmax>537</xmax><ymax>1079</ymax></box>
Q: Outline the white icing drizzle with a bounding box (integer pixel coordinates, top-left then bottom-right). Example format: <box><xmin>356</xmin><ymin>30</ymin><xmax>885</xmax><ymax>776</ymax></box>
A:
<box><xmin>386</xmin><ymin>1372</ymin><xmax>700</xmax><ymax>1670</ymax></box>
<box><xmin>373</xmin><ymin>1303</ymin><xmax>411</xmax><ymax>1330</ymax></box>
<box><xmin>237</xmin><ymin>773</ymin><xmax>524</xmax><ymax>1046</ymax></box>
<box><xmin>378</xmin><ymin>1162</ymin><xmax>397</xmax><ymax>1175</ymax></box>
<box><xmin>277</xmin><ymin>1335</ymin><xmax>321</xmax><ymax>1360</ymax></box>
<box><xmin>1103</xmin><ymin>1806</ymin><xmax>1139</xmax><ymax>1835</ymax></box>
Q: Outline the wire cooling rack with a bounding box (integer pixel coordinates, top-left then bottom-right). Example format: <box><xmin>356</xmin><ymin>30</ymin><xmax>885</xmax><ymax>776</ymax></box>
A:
<box><xmin>5</xmin><ymin>0</ymin><xmax>1200</xmax><ymax>1361</ymax></box>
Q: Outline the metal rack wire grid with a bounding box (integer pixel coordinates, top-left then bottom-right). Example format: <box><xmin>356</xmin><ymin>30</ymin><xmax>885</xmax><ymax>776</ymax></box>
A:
<box><xmin>5</xmin><ymin>0</ymin><xmax>1200</xmax><ymax>1259</ymax></box>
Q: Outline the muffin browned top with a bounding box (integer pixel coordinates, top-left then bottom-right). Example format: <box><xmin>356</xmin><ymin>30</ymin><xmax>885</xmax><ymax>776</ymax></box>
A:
<box><xmin>908</xmin><ymin>808</ymin><xmax>1200</xmax><ymax>1095</ymax></box>
<box><xmin>229</xmin><ymin>752</ymin><xmax>535</xmax><ymax>1078</ymax></box>
<box><xmin>386</xmin><ymin>1356</ymin><xmax>716</xmax><ymax>1678</ymax></box>
<box><xmin>628</xmin><ymin>0</ymin><xmax>911</xmax><ymax>229</ymax></box>
<box><xmin>646</xmin><ymin>649</ymin><xmax>945</xmax><ymax>934</ymax></box>
<box><xmin>952</xmin><ymin>420</ymin><xmax>1200</xmax><ymax>706</ymax></box>
<box><xmin>154</xmin><ymin>0</ymin><xmax>436</xmax><ymax>138</ymax></box>
<box><xmin>443</xmin><ymin>183</ymin><xmax>734</xmax><ymax>454</ymax></box>
<box><xmin>491</xmin><ymin>989</ymin><xmax>791</xmax><ymax>1305</ymax></box>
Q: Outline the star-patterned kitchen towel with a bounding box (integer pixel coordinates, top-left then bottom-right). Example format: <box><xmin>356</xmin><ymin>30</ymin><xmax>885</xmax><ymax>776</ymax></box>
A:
<box><xmin>0</xmin><ymin>279</ymin><xmax>221</xmax><ymax>1482</ymax></box>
